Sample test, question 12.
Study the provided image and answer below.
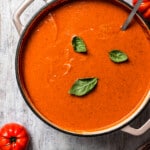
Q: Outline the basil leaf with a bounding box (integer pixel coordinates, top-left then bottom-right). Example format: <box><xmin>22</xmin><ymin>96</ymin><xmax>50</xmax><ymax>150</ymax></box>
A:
<box><xmin>69</xmin><ymin>78</ymin><xmax>98</xmax><ymax>96</ymax></box>
<box><xmin>72</xmin><ymin>36</ymin><xmax>87</xmax><ymax>53</ymax></box>
<box><xmin>109</xmin><ymin>50</ymin><xmax>128</xmax><ymax>63</ymax></box>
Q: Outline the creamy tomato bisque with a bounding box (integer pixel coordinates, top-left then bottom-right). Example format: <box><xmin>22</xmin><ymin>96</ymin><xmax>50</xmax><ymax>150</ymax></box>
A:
<box><xmin>22</xmin><ymin>0</ymin><xmax>150</xmax><ymax>132</ymax></box>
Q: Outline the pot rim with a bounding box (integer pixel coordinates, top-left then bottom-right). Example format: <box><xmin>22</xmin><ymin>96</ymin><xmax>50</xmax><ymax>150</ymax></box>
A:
<box><xmin>15</xmin><ymin>0</ymin><xmax>150</xmax><ymax>136</ymax></box>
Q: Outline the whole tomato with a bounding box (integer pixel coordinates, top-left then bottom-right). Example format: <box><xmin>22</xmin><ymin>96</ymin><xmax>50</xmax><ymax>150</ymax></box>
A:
<box><xmin>0</xmin><ymin>123</ymin><xmax>29</xmax><ymax>150</ymax></box>
<box><xmin>133</xmin><ymin>0</ymin><xmax>150</xmax><ymax>21</ymax></box>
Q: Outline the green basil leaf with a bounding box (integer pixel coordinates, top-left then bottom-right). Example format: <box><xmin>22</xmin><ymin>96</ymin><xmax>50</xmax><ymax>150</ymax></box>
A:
<box><xmin>109</xmin><ymin>50</ymin><xmax>128</xmax><ymax>63</ymax></box>
<box><xmin>69</xmin><ymin>78</ymin><xmax>98</xmax><ymax>96</ymax></box>
<box><xmin>72</xmin><ymin>36</ymin><xmax>87</xmax><ymax>53</ymax></box>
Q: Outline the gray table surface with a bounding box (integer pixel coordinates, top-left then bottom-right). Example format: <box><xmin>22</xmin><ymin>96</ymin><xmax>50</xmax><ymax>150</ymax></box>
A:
<box><xmin>0</xmin><ymin>0</ymin><xmax>150</xmax><ymax>149</ymax></box>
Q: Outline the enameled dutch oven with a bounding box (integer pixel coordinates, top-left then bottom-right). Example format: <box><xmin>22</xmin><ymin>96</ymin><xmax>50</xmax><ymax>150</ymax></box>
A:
<box><xmin>13</xmin><ymin>0</ymin><xmax>150</xmax><ymax>136</ymax></box>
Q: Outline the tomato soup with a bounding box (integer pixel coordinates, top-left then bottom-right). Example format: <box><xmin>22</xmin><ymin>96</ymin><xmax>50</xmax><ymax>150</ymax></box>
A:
<box><xmin>21</xmin><ymin>0</ymin><xmax>150</xmax><ymax>133</ymax></box>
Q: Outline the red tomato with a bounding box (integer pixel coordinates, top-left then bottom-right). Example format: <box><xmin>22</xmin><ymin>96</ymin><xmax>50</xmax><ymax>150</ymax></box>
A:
<box><xmin>0</xmin><ymin>123</ymin><xmax>29</xmax><ymax>150</ymax></box>
<box><xmin>133</xmin><ymin>0</ymin><xmax>150</xmax><ymax>21</ymax></box>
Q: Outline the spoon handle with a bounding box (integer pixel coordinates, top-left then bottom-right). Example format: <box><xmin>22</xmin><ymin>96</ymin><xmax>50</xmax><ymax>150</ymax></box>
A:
<box><xmin>121</xmin><ymin>0</ymin><xmax>143</xmax><ymax>30</ymax></box>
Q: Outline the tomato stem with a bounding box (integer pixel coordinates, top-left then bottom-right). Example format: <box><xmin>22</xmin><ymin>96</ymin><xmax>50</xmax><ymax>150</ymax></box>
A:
<box><xmin>10</xmin><ymin>137</ymin><xmax>17</xmax><ymax>143</ymax></box>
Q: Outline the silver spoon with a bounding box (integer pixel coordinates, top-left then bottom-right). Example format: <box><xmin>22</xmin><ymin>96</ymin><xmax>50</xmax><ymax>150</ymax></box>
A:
<box><xmin>121</xmin><ymin>0</ymin><xmax>143</xmax><ymax>30</ymax></box>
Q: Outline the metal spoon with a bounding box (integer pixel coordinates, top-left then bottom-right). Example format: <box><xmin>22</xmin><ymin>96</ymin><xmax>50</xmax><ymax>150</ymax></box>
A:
<box><xmin>121</xmin><ymin>0</ymin><xmax>143</xmax><ymax>30</ymax></box>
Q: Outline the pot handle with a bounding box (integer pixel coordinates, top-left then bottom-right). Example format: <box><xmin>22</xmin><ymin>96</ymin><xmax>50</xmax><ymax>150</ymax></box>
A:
<box><xmin>121</xmin><ymin>119</ymin><xmax>150</xmax><ymax>136</ymax></box>
<box><xmin>13</xmin><ymin>0</ymin><xmax>50</xmax><ymax>34</ymax></box>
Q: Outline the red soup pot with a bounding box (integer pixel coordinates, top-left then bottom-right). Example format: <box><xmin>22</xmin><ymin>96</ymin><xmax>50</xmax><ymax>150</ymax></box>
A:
<box><xmin>13</xmin><ymin>0</ymin><xmax>150</xmax><ymax>136</ymax></box>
